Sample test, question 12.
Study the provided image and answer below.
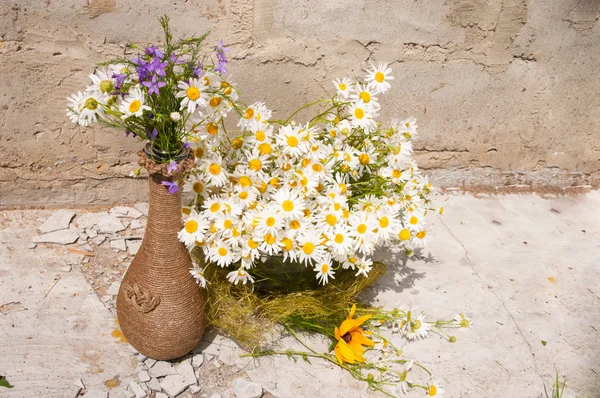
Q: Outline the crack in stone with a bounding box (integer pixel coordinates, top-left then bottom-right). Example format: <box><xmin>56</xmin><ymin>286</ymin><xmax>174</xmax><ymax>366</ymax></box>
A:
<box><xmin>438</xmin><ymin>215</ymin><xmax>548</xmax><ymax>390</ymax></box>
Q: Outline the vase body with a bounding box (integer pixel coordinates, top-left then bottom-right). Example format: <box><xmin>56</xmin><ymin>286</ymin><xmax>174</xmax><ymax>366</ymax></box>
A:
<box><xmin>117</xmin><ymin>153</ymin><xmax>205</xmax><ymax>360</ymax></box>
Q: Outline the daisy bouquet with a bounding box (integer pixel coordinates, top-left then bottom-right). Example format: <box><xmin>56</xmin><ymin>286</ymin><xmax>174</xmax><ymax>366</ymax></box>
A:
<box><xmin>66</xmin><ymin>16</ymin><xmax>241</xmax><ymax>162</ymax></box>
<box><xmin>180</xmin><ymin>62</ymin><xmax>443</xmax><ymax>287</ymax></box>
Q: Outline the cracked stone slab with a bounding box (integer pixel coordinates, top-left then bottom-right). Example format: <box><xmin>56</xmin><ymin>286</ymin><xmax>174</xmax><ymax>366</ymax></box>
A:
<box><xmin>38</xmin><ymin>209</ymin><xmax>76</xmax><ymax>233</ymax></box>
<box><xmin>32</xmin><ymin>228</ymin><xmax>79</xmax><ymax>245</ymax></box>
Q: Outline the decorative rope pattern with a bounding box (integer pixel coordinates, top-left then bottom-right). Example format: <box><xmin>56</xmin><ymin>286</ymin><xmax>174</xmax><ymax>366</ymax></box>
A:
<box><xmin>123</xmin><ymin>282</ymin><xmax>161</xmax><ymax>313</ymax></box>
<box><xmin>116</xmin><ymin>150</ymin><xmax>206</xmax><ymax>360</ymax></box>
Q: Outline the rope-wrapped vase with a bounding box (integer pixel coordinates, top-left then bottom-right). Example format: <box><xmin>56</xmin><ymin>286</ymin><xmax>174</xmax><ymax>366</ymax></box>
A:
<box><xmin>117</xmin><ymin>149</ymin><xmax>206</xmax><ymax>360</ymax></box>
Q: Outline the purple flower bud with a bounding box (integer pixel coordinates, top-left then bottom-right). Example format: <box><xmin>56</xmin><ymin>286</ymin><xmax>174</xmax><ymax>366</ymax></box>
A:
<box><xmin>161</xmin><ymin>180</ymin><xmax>180</xmax><ymax>194</ymax></box>
<box><xmin>167</xmin><ymin>160</ymin><xmax>178</xmax><ymax>174</ymax></box>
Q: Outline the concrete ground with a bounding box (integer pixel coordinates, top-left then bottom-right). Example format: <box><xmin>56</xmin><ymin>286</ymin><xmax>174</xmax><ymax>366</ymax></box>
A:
<box><xmin>0</xmin><ymin>191</ymin><xmax>599</xmax><ymax>398</ymax></box>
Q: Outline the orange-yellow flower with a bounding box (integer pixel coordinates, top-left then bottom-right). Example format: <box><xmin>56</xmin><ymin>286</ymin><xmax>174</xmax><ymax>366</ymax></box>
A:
<box><xmin>333</xmin><ymin>304</ymin><xmax>375</xmax><ymax>365</ymax></box>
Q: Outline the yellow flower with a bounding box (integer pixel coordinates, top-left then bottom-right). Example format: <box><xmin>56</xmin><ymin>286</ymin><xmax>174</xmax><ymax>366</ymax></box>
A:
<box><xmin>333</xmin><ymin>304</ymin><xmax>374</xmax><ymax>365</ymax></box>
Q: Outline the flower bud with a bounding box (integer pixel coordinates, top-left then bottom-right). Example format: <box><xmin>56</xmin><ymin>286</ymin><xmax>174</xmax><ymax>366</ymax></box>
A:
<box><xmin>449</xmin><ymin>336</ymin><xmax>457</xmax><ymax>343</ymax></box>
<box><xmin>170</xmin><ymin>112</ymin><xmax>181</xmax><ymax>122</ymax></box>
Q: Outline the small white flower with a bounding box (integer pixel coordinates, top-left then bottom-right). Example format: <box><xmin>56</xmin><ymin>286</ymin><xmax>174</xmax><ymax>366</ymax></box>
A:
<box><xmin>454</xmin><ymin>313</ymin><xmax>473</xmax><ymax>331</ymax></box>
<box><xmin>365</xmin><ymin>62</ymin><xmax>394</xmax><ymax>94</ymax></box>
<box><xmin>170</xmin><ymin>111</ymin><xmax>181</xmax><ymax>121</ymax></box>
<box><xmin>314</xmin><ymin>254</ymin><xmax>335</xmax><ymax>285</ymax></box>
<box><xmin>189</xmin><ymin>268</ymin><xmax>208</xmax><ymax>289</ymax></box>
<box><xmin>227</xmin><ymin>268</ymin><xmax>255</xmax><ymax>285</ymax></box>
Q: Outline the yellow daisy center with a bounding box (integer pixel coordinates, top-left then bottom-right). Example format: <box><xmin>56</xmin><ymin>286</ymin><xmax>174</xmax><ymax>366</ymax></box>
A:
<box><xmin>244</xmin><ymin>108</ymin><xmax>254</xmax><ymax>119</ymax></box>
<box><xmin>255</xmin><ymin>131</ymin><xmax>266</xmax><ymax>141</ymax></box>
<box><xmin>312</xmin><ymin>164</ymin><xmax>323</xmax><ymax>173</ymax></box>
<box><xmin>287</xmin><ymin>136</ymin><xmax>299</xmax><ymax>147</ymax></box>
<box><xmin>238</xmin><ymin>176</ymin><xmax>252</xmax><ymax>187</ymax></box>
<box><xmin>326</xmin><ymin>214</ymin><xmax>337</xmax><ymax>226</ymax></box>
<box><xmin>224</xmin><ymin>219</ymin><xmax>233</xmax><ymax>229</ymax></box>
<box><xmin>269</xmin><ymin>178</ymin><xmax>279</xmax><ymax>187</ymax></box>
<box><xmin>375</xmin><ymin>71</ymin><xmax>385</xmax><ymax>83</ymax></box>
<box><xmin>265</xmin><ymin>216</ymin><xmax>276</xmax><ymax>227</ymax></box>
<box><xmin>239</xmin><ymin>191</ymin><xmax>249</xmax><ymax>200</ymax></box>
<box><xmin>185</xmin><ymin>220</ymin><xmax>198</xmax><ymax>233</ymax></box>
<box><xmin>428</xmin><ymin>386</ymin><xmax>437</xmax><ymax>396</ymax></box>
<box><xmin>129</xmin><ymin>99</ymin><xmax>141</xmax><ymax>113</ymax></box>
<box><xmin>210</xmin><ymin>203</ymin><xmax>220</xmax><ymax>212</ymax></box>
<box><xmin>379</xmin><ymin>217</ymin><xmax>389</xmax><ymax>228</ymax></box>
<box><xmin>392</xmin><ymin>169</ymin><xmax>402</xmax><ymax>179</ymax></box>
<box><xmin>359</xmin><ymin>91</ymin><xmax>371</xmax><ymax>103</ymax></box>
<box><xmin>335</xmin><ymin>234</ymin><xmax>344</xmax><ymax>244</ymax></box>
<box><xmin>416</xmin><ymin>231</ymin><xmax>427</xmax><ymax>239</ymax></box>
<box><xmin>359</xmin><ymin>154</ymin><xmax>370</xmax><ymax>165</ymax></box>
<box><xmin>193</xmin><ymin>182</ymin><xmax>203</xmax><ymax>193</ymax></box>
<box><xmin>282</xmin><ymin>200</ymin><xmax>294</xmax><ymax>212</ymax></box>
<box><xmin>258</xmin><ymin>143</ymin><xmax>272</xmax><ymax>155</ymax></box>
<box><xmin>410</xmin><ymin>216</ymin><xmax>418</xmax><ymax>225</ymax></box>
<box><xmin>249</xmin><ymin>159</ymin><xmax>262</xmax><ymax>171</ymax></box>
<box><xmin>84</xmin><ymin>98</ymin><xmax>99</xmax><ymax>110</ymax></box>
<box><xmin>186</xmin><ymin>86</ymin><xmax>200</xmax><ymax>101</ymax></box>
<box><xmin>248</xmin><ymin>238</ymin><xmax>259</xmax><ymax>249</ymax></box>
<box><xmin>218</xmin><ymin>247</ymin><xmax>228</xmax><ymax>256</ymax></box>
<box><xmin>399</xmin><ymin>229</ymin><xmax>410</xmax><ymax>240</ymax></box>
<box><xmin>209</xmin><ymin>164</ymin><xmax>221</xmax><ymax>175</ymax></box>
<box><xmin>264</xmin><ymin>233</ymin><xmax>276</xmax><ymax>245</ymax></box>
<box><xmin>321</xmin><ymin>263</ymin><xmax>329</xmax><ymax>273</ymax></box>
<box><xmin>339</xmin><ymin>83</ymin><xmax>347</xmax><ymax>91</ymax></box>
<box><xmin>357</xmin><ymin>224</ymin><xmax>367</xmax><ymax>234</ymax></box>
<box><xmin>303</xmin><ymin>242</ymin><xmax>315</xmax><ymax>255</ymax></box>
<box><xmin>194</xmin><ymin>147</ymin><xmax>204</xmax><ymax>158</ymax></box>
<box><xmin>282</xmin><ymin>238</ymin><xmax>293</xmax><ymax>251</ymax></box>
<box><xmin>206</xmin><ymin>123</ymin><xmax>219</xmax><ymax>135</ymax></box>
<box><xmin>209</xmin><ymin>96</ymin><xmax>222</xmax><ymax>108</ymax></box>
<box><xmin>290</xmin><ymin>220</ymin><xmax>300</xmax><ymax>229</ymax></box>
<box><xmin>258</xmin><ymin>182</ymin><xmax>268</xmax><ymax>194</ymax></box>
<box><xmin>232</xmin><ymin>138</ymin><xmax>243</xmax><ymax>149</ymax></box>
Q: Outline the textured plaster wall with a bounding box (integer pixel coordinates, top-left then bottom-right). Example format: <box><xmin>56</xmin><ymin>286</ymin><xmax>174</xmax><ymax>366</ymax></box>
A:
<box><xmin>0</xmin><ymin>0</ymin><xmax>599</xmax><ymax>207</ymax></box>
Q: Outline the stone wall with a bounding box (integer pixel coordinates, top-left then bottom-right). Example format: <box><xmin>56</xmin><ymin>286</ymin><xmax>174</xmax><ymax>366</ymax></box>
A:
<box><xmin>0</xmin><ymin>0</ymin><xmax>599</xmax><ymax>207</ymax></box>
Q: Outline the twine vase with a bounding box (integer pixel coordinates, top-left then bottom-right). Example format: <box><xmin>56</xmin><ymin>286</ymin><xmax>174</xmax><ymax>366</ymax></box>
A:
<box><xmin>116</xmin><ymin>149</ymin><xmax>206</xmax><ymax>360</ymax></box>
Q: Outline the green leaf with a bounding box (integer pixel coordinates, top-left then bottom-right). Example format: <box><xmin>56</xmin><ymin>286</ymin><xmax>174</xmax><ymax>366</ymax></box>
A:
<box><xmin>541</xmin><ymin>340</ymin><xmax>547</xmax><ymax>346</ymax></box>
<box><xmin>0</xmin><ymin>375</ymin><xmax>13</xmax><ymax>388</ymax></box>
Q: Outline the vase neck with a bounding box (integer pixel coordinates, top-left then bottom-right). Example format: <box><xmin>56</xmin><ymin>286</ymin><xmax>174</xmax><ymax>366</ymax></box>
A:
<box><xmin>146</xmin><ymin>173</ymin><xmax>183</xmax><ymax>237</ymax></box>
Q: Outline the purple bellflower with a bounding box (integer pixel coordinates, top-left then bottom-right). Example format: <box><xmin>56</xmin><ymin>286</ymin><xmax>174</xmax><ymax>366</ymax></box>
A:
<box><xmin>144</xmin><ymin>44</ymin><xmax>164</xmax><ymax>60</ymax></box>
<box><xmin>142</xmin><ymin>75</ymin><xmax>166</xmax><ymax>95</ymax></box>
<box><xmin>161</xmin><ymin>180</ymin><xmax>180</xmax><ymax>194</ymax></box>
<box><xmin>167</xmin><ymin>160</ymin><xmax>178</xmax><ymax>174</ymax></box>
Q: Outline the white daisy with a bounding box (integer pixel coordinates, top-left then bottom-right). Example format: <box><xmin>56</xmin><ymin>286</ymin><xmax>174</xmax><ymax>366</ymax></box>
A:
<box><xmin>202</xmin><ymin>155</ymin><xmax>229</xmax><ymax>187</ymax></box>
<box><xmin>326</xmin><ymin>225</ymin><xmax>354</xmax><ymax>256</ymax></box>
<box><xmin>314</xmin><ymin>254</ymin><xmax>335</xmax><ymax>285</ymax></box>
<box><xmin>178</xmin><ymin>214</ymin><xmax>210</xmax><ymax>248</ymax></box>
<box><xmin>189</xmin><ymin>268</ymin><xmax>208</xmax><ymax>289</ymax></box>
<box><xmin>297</xmin><ymin>232</ymin><xmax>325</xmax><ymax>265</ymax></box>
<box><xmin>276</xmin><ymin>124</ymin><xmax>308</xmax><ymax>158</ymax></box>
<box><xmin>333</xmin><ymin>77</ymin><xmax>352</xmax><ymax>98</ymax></box>
<box><xmin>227</xmin><ymin>268</ymin><xmax>255</xmax><ymax>285</ymax></box>
<box><xmin>410</xmin><ymin>229</ymin><xmax>429</xmax><ymax>248</ymax></box>
<box><xmin>66</xmin><ymin>91</ymin><xmax>107</xmax><ymax>126</ymax></box>
<box><xmin>176</xmin><ymin>78</ymin><xmax>208</xmax><ymax>113</ymax></box>
<box><xmin>273</xmin><ymin>188</ymin><xmax>305</xmax><ymax>220</ymax></box>
<box><xmin>454</xmin><ymin>313</ymin><xmax>473</xmax><ymax>331</ymax></box>
<box><xmin>365</xmin><ymin>62</ymin><xmax>394</xmax><ymax>94</ymax></box>
<box><xmin>425</xmin><ymin>378</ymin><xmax>445</xmax><ymax>397</ymax></box>
<box><xmin>208</xmin><ymin>240</ymin><xmax>237</xmax><ymax>268</ymax></box>
<box><xmin>119</xmin><ymin>86</ymin><xmax>151</xmax><ymax>119</ymax></box>
<box><xmin>354</xmin><ymin>257</ymin><xmax>373</xmax><ymax>277</ymax></box>
<box><xmin>87</xmin><ymin>67</ymin><xmax>116</xmax><ymax>94</ymax></box>
<box><xmin>348</xmin><ymin>101</ymin><xmax>377</xmax><ymax>132</ymax></box>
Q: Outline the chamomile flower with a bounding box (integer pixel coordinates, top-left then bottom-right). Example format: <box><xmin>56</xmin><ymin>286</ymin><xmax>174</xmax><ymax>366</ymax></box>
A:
<box><xmin>233</xmin><ymin>184</ymin><xmax>259</xmax><ymax>207</ymax></box>
<box><xmin>365</xmin><ymin>62</ymin><xmax>394</xmax><ymax>94</ymax></box>
<box><xmin>333</xmin><ymin>77</ymin><xmax>352</xmax><ymax>98</ymax></box>
<box><xmin>425</xmin><ymin>379</ymin><xmax>445</xmax><ymax>397</ymax></box>
<box><xmin>255</xmin><ymin>206</ymin><xmax>283</xmax><ymax>236</ymax></box>
<box><xmin>176</xmin><ymin>78</ymin><xmax>208</xmax><ymax>113</ymax></box>
<box><xmin>87</xmin><ymin>67</ymin><xmax>116</xmax><ymax>94</ymax></box>
<box><xmin>297</xmin><ymin>232</ymin><xmax>325</xmax><ymax>265</ymax></box>
<box><xmin>119</xmin><ymin>87</ymin><xmax>151</xmax><ymax>119</ymax></box>
<box><xmin>396</xmin><ymin>360</ymin><xmax>414</xmax><ymax>395</ymax></box>
<box><xmin>374</xmin><ymin>212</ymin><xmax>401</xmax><ymax>243</ymax></box>
<box><xmin>314</xmin><ymin>254</ymin><xmax>335</xmax><ymax>285</ymax></box>
<box><xmin>276</xmin><ymin>124</ymin><xmax>308</xmax><ymax>158</ymax></box>
<box><xmin>402</xmin><ymin>310</ymin><xmax>429</xmax><ymax>340</ymax></box>
<box><xmin>454</xmin><ymin>313</ymin><xmax>473</xmax><ymax>331</ymax></box>
<box><xmin>273</xmin><ymin>188</ymin><xmax>305</xmax><ymax>220</ymax></box>
<box><xmin>178</xmin><ymin>214</ymin><xmax>210</xmax><ymax>248</ymax></box>
<box><xmin>66</xmin><ymin>91</ymin><xmax>107</xmax><ymax>126</ymax></box>
<box><xmin>189</xmin><ymin>267</ymin><xmax>208</xmax><ymax>289</ymax></box>
<box><xmin>202</xmin><ymin>155</ymin><xmax>229</xmax><ymax>187</ymax></box>
<box><xmin>227</xmin><ymin>268</ymin><xmax>255</xmax><ymax>285</ymax></box>
<box><xmin>410</xmin><ymin>229</ymin><xmax>429</xmax><ymax>248</ymax></box>
<box><xmin>238</xmin><ymin>102</ymin><xmax>271</xmax><ymax>131</ymax></box>
<box><xmin>327</xmin><ymin>225</ymin><xmax>354</xmax><ymax>256</ymax></box>
<box><xmin>355</xmin><ymin>257</ymin><xmax>373</xmax><ymax>277</ymax></box>
<box><xmin>208</xmin><ymin>240</ymin><xmax>238</xmax><ymax>267</ymax></box>
<box><xmin>350</xmin><ymin>83</ymin><xmax>379</xmax><ymax>110</ymax></box>
<box><xmin>348</xmin><ymin>101</ymin><xmax>377</xmax><ymax>132</ymax></box>
<box><xmin>403</xmin><ymin>208</ymin><xmax>425</xmax><ymax>231</ymax></box>
<box><xmin>349</xmin><ymin>212</ymin><xmax>377</xmax><ymax>254</ymax></box>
